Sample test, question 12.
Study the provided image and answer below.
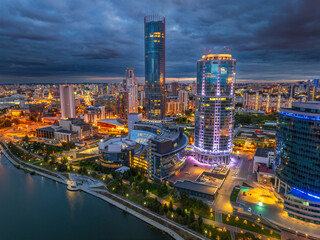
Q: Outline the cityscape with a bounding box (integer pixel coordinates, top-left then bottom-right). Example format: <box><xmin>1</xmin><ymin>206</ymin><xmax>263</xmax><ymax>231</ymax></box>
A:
<box><xmin>0</xmin><ymin>1</ymin><xmax>319</xmax><ymax>240</ymax></box>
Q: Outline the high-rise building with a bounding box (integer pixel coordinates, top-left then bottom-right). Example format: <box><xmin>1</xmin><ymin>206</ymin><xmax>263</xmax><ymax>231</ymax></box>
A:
<box><xmin>274</xmin><ymin>102</ymin><xmax>320</xmax><ymax>224</ymax></box>
<box><xmin>172</xmin><ymin>81</ymin><xmax>179</xmax><ymax>96</ymax></box>
<box><xmin>59</xmin><ymin>85</ymin><xmax>76</xmax><ymax>119</ymax></box>
<box><xmin>116</xmin><ymin>91</ymin><xmax>128</xmax><ymax>120</ymax></box>
<box><xmin>194</xmin><ymin>53</ymin><xmax>236</xmax><ymax>164</ymax></box>
<box><xmin>144</xmin><ymin>15</ymin><xmax>166</xmax><ymax>120</ymax></box>
<box><xmin>125</xmin><ymin>68</ymin><xmax>138</xmax><ymax>114</ymax></box>
<box><xmin>179</xmin><ymin>90</ymin><xmax>189</xmax><ymax>112</ymax></box>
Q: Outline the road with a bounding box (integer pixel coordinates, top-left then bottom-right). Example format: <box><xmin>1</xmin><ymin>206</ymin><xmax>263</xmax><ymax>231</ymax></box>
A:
<box><xmin>213</xmin><ymin>152</ymin><xmax>254</xmax><ymax>213</ymax></box>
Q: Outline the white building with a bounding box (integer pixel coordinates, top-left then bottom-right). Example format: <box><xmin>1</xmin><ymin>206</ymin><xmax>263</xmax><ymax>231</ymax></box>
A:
<box><xmin>178</xmin><ymin>90</ymin><xmax>189</xmax><ymax>112</ymax></box>
<box><xmin>253</xmin><ymin>147</ymin><xmax>274</xmax><ymax>173</ymax></box>
<box><xmin>125</xmin><ymin>68</ymin><xmax>138</xmax><ymax>114</ymax></box>
<box><xmin>59</xmin><ymin>85</ymin><xmax>76</xmax><ymax>119</ymax></box>
<box><xmin>128</xmin><ymin>113</ymin><xmax>143</xmax><ymax>138</ymax></box>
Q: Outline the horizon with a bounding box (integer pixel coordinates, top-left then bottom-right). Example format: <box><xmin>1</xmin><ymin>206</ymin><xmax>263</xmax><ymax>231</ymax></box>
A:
<box><xmin>1</xmin><ymin>0</ymin><xmax>320</xmax><ymax>83</ymax></box>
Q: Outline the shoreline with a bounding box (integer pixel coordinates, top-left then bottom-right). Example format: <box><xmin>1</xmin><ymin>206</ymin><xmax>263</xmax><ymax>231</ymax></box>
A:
<box><xmin>0</xmin><ymin>144</ymin><xmax>205</xmax><ymax>240</ymax></box>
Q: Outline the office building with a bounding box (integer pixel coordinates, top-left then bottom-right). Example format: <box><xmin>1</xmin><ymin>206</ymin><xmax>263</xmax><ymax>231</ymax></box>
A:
<box><xmin>59</xmin><ymin>85</ymin><xmax>76</xmax><ymax>119</ymax></box>
<box><xmin>144</xmin><ymin>15</ymin><xmax>166</xmax><ymax>120</ymax></box>
<box><xmin>274</xmin><ymin>102</ymin><xmax>320</xmax><ymax>224</ymax></box>
<box><xmin>125</xmin><ymin>68</ymin><xmax>138</xmax><ymax>114</ymax></box>
<box><xmin>116</xmin><ymin>91</ymin><xmax>128</xmax><ymax>120</ymax></box>
<box><xmin>130</xmin><ymin>121</ymin><xmax>188</xmax><ymax>182</ymax></box>
<box><xmin>194</xmin><ymin>53</ymin><xmax>236</xmax><ymax>164</ymax></box>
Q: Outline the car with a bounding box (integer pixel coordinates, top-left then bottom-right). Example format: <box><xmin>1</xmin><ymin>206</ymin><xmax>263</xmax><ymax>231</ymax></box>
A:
<box><xmin>248</xmin><ymin>207</ymin><xmax>252</xmax><ymax>212</ymax></box>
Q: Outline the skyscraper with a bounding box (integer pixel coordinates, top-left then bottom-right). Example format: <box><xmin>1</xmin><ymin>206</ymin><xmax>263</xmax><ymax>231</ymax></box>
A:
<box><xmin>59</xmin><ymin>85</ymin><xmax>76</xmax><ymax>119</ymax></box>
<box><xmin>194</xmin><ymin>53</ymin><xmax>236</xmax><ymax>164</ymax></box>
<box><xmin>144</xmin><ymin>15</ymin><xmax>166</xmax><ymax>120</ymax></box>
<box><xmin>116</xmin><ymin>90</ymin><xmax>128</xmax><ymax>120</ymax></box>
<box><xmin>275</xmin><ymin>102</ymin><xmax>320</xmax><ymax>224</ymax></box>
<box><xmin>125</xmin><ymin>68</ymin><xmax>138</xmax><ymax>114</ymax></box>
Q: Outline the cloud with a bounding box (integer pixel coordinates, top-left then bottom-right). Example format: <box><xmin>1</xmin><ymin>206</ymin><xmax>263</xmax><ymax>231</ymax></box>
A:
<box><xmin>0</xmin><ymin>0</ymin><xmax>319</xmax><ymax>83</ymax></box>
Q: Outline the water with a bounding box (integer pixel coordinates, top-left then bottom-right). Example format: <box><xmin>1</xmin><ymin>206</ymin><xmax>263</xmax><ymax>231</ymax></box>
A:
<box><xmin>0</xmin><ymin>154</ymin><xmax>172</xmax><ymax>240</ymax></box>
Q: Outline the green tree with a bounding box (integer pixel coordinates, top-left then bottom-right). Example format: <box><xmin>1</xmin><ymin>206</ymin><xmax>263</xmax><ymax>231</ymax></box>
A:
<box><xmin>189</xmin><ymin>209</ymin><xmax>195</xmax><ymax>223</ymax></box>
<box><xmin>61</xmin><ymin>155</ymin><xmax>68</xmax><ymax>165</ymax></box>
<box><xmin>43</xmin><ymin>154</ymin><xmax>49</xmax><ymax>162</ymax></box>
<box><xmin>169</xmin><ymin>200</ymin><xmax>174</xmax><ymax>212</ymax></box>
<box><xmin>163</xmin><ymin>204</ymin><xmax>168</xmax><ymax>213</ymax></box>
<box><xmin>197</xmin><ymin>215</ymin><xmax>203</xmax><ymax>227</ymax></box>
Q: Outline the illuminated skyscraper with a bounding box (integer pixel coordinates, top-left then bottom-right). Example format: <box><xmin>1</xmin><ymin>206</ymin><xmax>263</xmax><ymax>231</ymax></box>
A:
<box><xmin>194</xmin><ymin>53</ymin><xmax>236</xmax><ymax>164</ymax></box>
<box><xmin>275</xmin><ymin>102</ymin><xmax>320</xmax><ymax>224</ymax></box>
<box><xmin>144</xmin><ymin>15</ymin><xmax>166</xmax><ymax>120</ymax></box>
<box><xmin>125</xmin><ymin>68</ymin><xmax>138</xmax><ymax>114</ymax></box>
<box><xmin>59</xmin><ymin>85</ymin><xmax>76</xmax><ymax>119</ymax></box>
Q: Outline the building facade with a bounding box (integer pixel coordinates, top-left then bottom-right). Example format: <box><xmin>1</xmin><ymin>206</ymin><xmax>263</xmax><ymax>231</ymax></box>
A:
<box><xmin>59</xmin><ymin>85</ymin><xmax>76</xmax><ymax>119</ymax></box>
<box><xmin>194</xmin><ymin>53</ymin><xmax>236</xmax><ymax>164</ymax></box>
<box><xmin>274</xmin><ymin>102</ymin><xmax>320</xmax><ymax>224</ymax></box>
<box><xmin>116</xmin><ymin>91</ymin><xmax>128</xmax><ymax>120</ymax></box>
<box><xmin>144</xmin><ymin>15</ymin><xmax>166</xmax><ymax>120</ymax></box>
<box><xmin>125</xmin><ymin>68</ymin><xmax>138</xmax><ymax>114</ymax></box>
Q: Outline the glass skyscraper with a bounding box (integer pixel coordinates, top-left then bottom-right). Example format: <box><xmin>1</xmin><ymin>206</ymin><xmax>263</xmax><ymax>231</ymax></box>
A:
<box><xmin>194</xmin><ymin>53</ymin><xmax>236</xmax><ymax>164</ymax></box>
<box><xmin>275</xmin><ymin>102</ymin><xmax>320</xmax><ymax>224</ymax></box>
<box><xmin>144</xmin><ymin>15</ymin><xmax>166</xmax><ymax>120</ymax></box>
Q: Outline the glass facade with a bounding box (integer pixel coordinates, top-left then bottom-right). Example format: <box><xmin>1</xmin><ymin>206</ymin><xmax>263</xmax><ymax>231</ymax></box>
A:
<box><xmin>144</xmin><ymin>15</ymin><xmax>166</xmax><ymax>120</ymax></box>
<box><xmin>194</xmin><ymin>54</ymin><xmax>236</xmax><ymax>164</ymax></box>
<box><xmin>275</xmin><ymin>102</ymin><xmax>320</xmax><ymax>224</ymax></box>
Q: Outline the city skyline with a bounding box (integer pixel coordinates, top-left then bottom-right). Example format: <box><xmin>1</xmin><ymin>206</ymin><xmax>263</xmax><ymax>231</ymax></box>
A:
<box><xmin>1</xmin><ymin>0</ymin><xmax>320</xmax><ymax>83</ymax></box>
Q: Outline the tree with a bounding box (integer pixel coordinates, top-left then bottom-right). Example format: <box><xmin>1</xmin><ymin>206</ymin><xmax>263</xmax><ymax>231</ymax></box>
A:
<box><xmin>61</xmin><ymin>155</ymin><xmax>68</xmax><ymax>165</ymax></box>
<box><xmin>198</xmin><ymin>215</ymin><xmax>203</xmax><ymax>227</ymax></box>
<box><xmin>179</xmin><ymin>191</ymin><xmax>189</xmax><ymax>206</ymax></box>
<box><xmin>163</xmin><ymin>204</ymin><xmax>168</xmax><ymax>213</ymax></box>
<box><xmin>57</xmin><ymin>163</ymin><xmax>67</xmax><ymax>172</ymax></box>
<box><xmin>189</xmin><ymin>209</ymin><xmax>195</xmax><ymax>223</ymax></box>
<box><xmin>169</xmin><ymin>200</ymin><xmax>174</xmax><ymax>212</ymax></box>
<box><xmin>43</xmin><ymin>154</ymin><xmax>49</xmax><ymax>162</ymax></box>
<box><xmin>176</xmin><ymin>207</ymin><xmax>182</xmax><ymax>215</ymax></box>
<box><xmin>22</xmin><ymin>135</ymin><xmax>29</xmax><ymax>142</ymax></box>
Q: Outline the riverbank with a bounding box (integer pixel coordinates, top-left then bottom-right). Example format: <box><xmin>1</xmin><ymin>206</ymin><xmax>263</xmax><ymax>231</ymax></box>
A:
<box><xmin>0</xmin><ymin>142</ymin><xmax>204</xmax><ymax>240</ymax></box>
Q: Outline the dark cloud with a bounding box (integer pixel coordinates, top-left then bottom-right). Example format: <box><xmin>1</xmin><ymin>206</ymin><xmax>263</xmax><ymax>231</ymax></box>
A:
<box><xmin>0</xmin><ymin>0</ymin><xmax>319</xmax><ymax>83</ymax></box>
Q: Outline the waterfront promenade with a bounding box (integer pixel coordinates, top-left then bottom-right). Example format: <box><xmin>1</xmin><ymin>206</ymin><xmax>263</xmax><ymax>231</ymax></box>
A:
<box><xmin>0</xmin><ymin>141</ymin><xmax>204</xmax><ymax>240</ymax></box>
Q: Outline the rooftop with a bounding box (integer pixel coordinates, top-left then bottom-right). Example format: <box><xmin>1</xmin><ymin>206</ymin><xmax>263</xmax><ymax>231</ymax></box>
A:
<box><xmin>174</xmin><ymin>180</ymin><xmax>217</xmax><ymax>196</ymax></box>
<box><xmin>255</xmin><ymin>147</ymin><xmax>273</xmax><ymax>158</ymax></box>
<box><xmin>98</xmin><ymin>119</ymin><xmax>123</xmax><ymax>126</ymax></box>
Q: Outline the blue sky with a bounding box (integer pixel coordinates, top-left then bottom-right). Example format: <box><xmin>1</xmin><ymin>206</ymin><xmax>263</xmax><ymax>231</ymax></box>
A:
<box><xmin>0</xmin><ymin>0</ymin><xmax>319</xmax><ymax>83</ymax></box>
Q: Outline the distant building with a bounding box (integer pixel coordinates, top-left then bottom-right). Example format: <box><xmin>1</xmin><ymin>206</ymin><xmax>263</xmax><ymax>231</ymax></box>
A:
<box><xmin>84</xmin><ymin>105</ymin><xmax>106</xmax><ymax>123</ymax></box>
<box><xmin>274</xmin><ymin>101</ymin><xmax>320</xmax><ymax>224</ymax></box>
<box><xmin>172</xmin><ymin>81</ymin><xmax>179</xmax><ymax>96</ymax></box>
<box><xmin>59</xmin><ymin>85</ymin><xmax>76</xmax><ymax>119</ymax></box>
<box><xmin>125</xmin><ymin>68</ymin><xmax>138</xmax><ymax>114</ymax></box>
<box><xmin>178</xmin><ymin>90</ymin><xmax>189</xmax><ymax>112</ymax></box>
<box><xmin>36</xmin><ymin>118</ymin><xmax>97</xmax><ymax>142</ymax></box>
<box><xmin>116</xmin><ymin>91</ymin><xmax>128</xmax><ymax>120</ymax></box>
<box><xmin>144</xmin><ymin>15</ymin><xmax>166</xmax><ymax>120</ymax></box>
<box><xmin>194</xmin><ymin>53</ymin><xmax>236</xmax><ymax>165</ymax></box>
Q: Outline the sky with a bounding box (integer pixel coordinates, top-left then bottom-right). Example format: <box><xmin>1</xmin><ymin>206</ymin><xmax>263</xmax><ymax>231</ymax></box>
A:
<box><xmin>1</xmin><ymin>0</ymin><xmax>320</xmax><ymax>84</ymax></box>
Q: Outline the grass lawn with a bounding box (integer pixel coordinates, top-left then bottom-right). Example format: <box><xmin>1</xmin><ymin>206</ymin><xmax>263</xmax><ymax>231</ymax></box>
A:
<box><xmin>230</xmin><ymin>186</ymin><xmax>241</xmax><ymax>202</ymax></box>
<box><xmin>200</xmin><ymin>223</ymin><xmax>231</xmax><ymax>240</ymax></box>
<box><xmin>222</xmin><ymin>214</ymin><xmax>281</xmax><ymax>239</ymax></box>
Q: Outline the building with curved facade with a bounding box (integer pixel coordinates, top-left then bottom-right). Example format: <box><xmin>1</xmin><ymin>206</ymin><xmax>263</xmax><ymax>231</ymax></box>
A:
<box><xmin>275</xmin><ymin>101</ymin><xmax>320</xmax><ymax>224</ymax></box>
<box><xmin>131</xmin><ymin>121</ymin><xmax>188</xmax><ymax>182</ymax></box>
<box><xmin>194</xmin><ymin>53</ymin><xmax>236</xmax><ymax>164</ymax></box>
<box><xmin>144</xmin><ymin>15</ymin><xmax>166</xmax><ymax>120</ymax></box>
